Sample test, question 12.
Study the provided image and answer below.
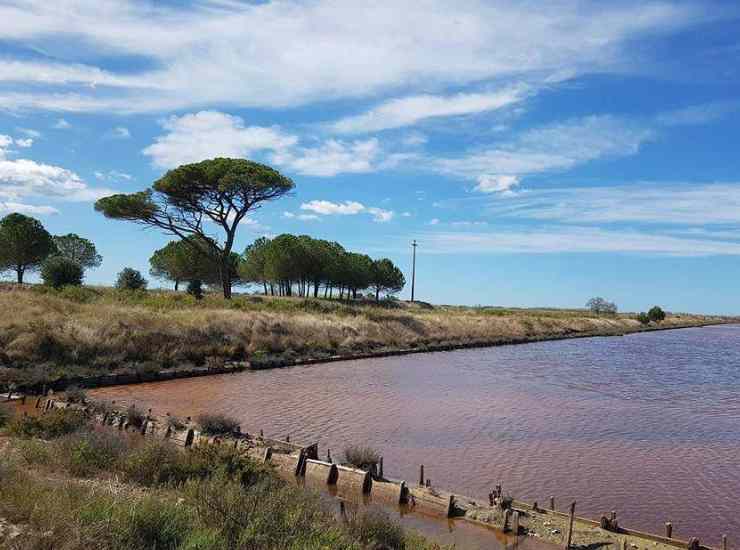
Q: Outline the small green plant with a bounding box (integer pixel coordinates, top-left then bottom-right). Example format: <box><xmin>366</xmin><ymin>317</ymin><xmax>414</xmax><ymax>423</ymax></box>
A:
<box><xmin>116</xmin><ymin>268</ymin><xmax>148</xmax><ymax>290</ymax></box>
<box><xmin>346</xmin><ymin>510</ymin><xmax>406</xmax><ymax>549</ymax></box>
<box><xmin>196</xmin><ymin>413</ymin><xmax>240</xmax><ymax>436</ymax></box>
<box><xmin>648</xmin><ymin>306</ymin><xmax>666</xmax><ymax>323</ymax></box>
<box><xmin>8</xmin><ymin>409</ymin><xmax>88</xmax><ymax>439</ymax></box>
<box><xmin>342</xmin><ymin>445</ymin><xmax>381</xmax><ymax>471</ymax></box>
<box><xmin>41</xmin><ymin>256</ymin><xmax>84</xmax><ymax>288</ymax></box>
<box><xmin>0</xmin><ymin>405</ymin><xmax>12</xmax><ymax>428</ymax></box>
<box><xmin>186</xmin><ymin>279</ymin><xmax>204</xmax><ymax>300</ymax></box>
<box><xmin>637</xmin><ymin>312</ymin><xmax>651</xmax><ymax>325</ymax></box>
<box><xmin>126</xmin><ymin>404</ymin><xmax>146</xmax><ymax>428</ymax></box>
<box><xmin>65</xmin><ymin>385</ymin><xmax>87</xmax><ymax>404</ymax></box>
<box><xmin>166</xmin><ymin>415</ymin><xmax>186</xmax><ymax>431</ymax></box>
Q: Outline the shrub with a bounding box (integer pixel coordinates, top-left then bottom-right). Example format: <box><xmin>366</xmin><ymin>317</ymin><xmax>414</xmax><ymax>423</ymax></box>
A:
<box><xmin>41</xmin><ymin>256</ymin><xmax>84</xmax><ymax>288</ymax></box>
<box><xmin>196</xmin><ymin>413</ymin><xmax>240</xmax><ymax>436</ymax></box>
<box><xmin>0</xmin><ymin>405</ymin><xmax>12</xmax><ymax>428</ymax></box>
<box><xmin>166</xmin><ymin>414</ymin><xmax>186</xmax><ymax>431</ymax></box>
<box><xmin>342</xmin><ymin>445</ymin><xmax>380</xmax><ymax>471</ymax></box>
<box><xmin>126</xmin><ymin>404</ymin><xmax>146</xmax><ymax>428</ymax></box>
<box><xmin>8</xmin><ymin>408</ymin><xmax>88</xmax><ymax>439</ymax></box>
<box><xmin>60</xmin><ymin>429</ymin><xmax>129</xmax><ymax>477</ymax></box>
<box><xmin>648</xmin><ymin>306</ymin><xmax>666</xmax><ymax>323</ymax></box>
<box><xmin>187</xmin><ymin>279</ymin><xmax>204</xmax><ymax>300</ymax></box>
<box><xmin>65</xmin><ymin>384</ymin><xmax>87</xmax><ymax>404</ymax></box>
<box><xmin>346</xmin><ymin>510</ymin><xmax>406</xmax><ymax>549</ymax></box>
<box><xmin>116</xmin><ymin>268</ymin><xmax>148</xmax><ymax>290</ymax></box>
<box><xmin>637</xmin><ymin>312</ymin><xmax>650</xmax><ymax>325</ymax></box>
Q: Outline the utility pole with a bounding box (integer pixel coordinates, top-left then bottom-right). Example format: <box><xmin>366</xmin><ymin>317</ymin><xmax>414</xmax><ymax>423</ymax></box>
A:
<box><xmin>411</xmin><ymin>239</ymin><xmax>418</xmax><ymax>302</ymax></box>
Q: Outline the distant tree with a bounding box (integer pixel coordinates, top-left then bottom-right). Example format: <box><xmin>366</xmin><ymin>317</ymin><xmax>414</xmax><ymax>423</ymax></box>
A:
<box><xmin>239</xmin><ymin>237</ymin><xmax>272</xmax><ymax>294</ymax></box>
<box><xmin>370</xmin><ymin>258</ymin><xmax>406</xmax><ymax>301</ymax></box>
<box><xmin>41</xmin><ymin>257</ymin><xmax>84</xmax><ymax>288</ymax></box>
<box><xmin>95</xmin><ymin>158</ymin><xmax>294</xmax><ymax>298</ymax></box>
<box><xmin>186</xmin><ymin>279</ymin><xmax>204</xmax><ymax>300</ymax></box>
<box><xmin>149</xmin><ymin>239</ymin><xmax>207</xmax><ymax>291</ymax></box>
<box><xmin>0</xmin><ymin>213</ymin><xmax>56</xmax><ymax>283</ymax></box>
<box><xmin>52</xmin><ymin>233</ymin><xmax>102</xmax><ymax>270</ymax></box>
<box><xmin>647</xmin><ymin>306</ymin><xmax>666</xmax><ymax>323</ymax></box>
<box><xmin>637</xmin><ymin>312</ymin><xmax>651</xmax><ymax>325</ymax></box>
<box><xmin>115</xmin><ymin>267</ymin><xmax>147</xmax><ymax>290</ymax></box>
<box><xmin>586</xmin><ymin>297</ymin><xmax>618</xmax><ymax>315</ymax></box>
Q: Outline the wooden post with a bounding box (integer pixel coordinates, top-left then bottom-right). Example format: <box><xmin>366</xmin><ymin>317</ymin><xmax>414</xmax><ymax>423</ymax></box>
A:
<box><xmin>327</xmin><ymin>449</ymin><xmax>332</xmax><ymax>463</ymax></box>
<box><xmin>665</xmin><ymin>522</ymin><xmax>673</xmax><ymax>539</ymax></box>
<box><xmin>722</xmin><ymin>535</ymin><xmax>727</xmax><ymax>550</ymax></box>
<box><xmin>285</xmin><ymin>435</ymin><xmax>290</xmax><ymax>442</ymax></box>
<box><xmin>512</xmin><ymin>510</ymin><xmax>520</xmax><ymax>536</ymax></box>
<box><xmin>564</xmin><ymin>501</ymin><xmax>576</xmax><ymax>550</ymax></box>
<box><xmin>419</xmin><ymin>465</ymin><xmax>424</xmax><ymax>486</ymax></box>
<box><xmin>550</xmin><ymin>496</ymin><xmax>555</xmax><ymax>511</ymax></box>
<box><xmin>504</xmin><ymin>509</ymin><xmax>511</xmax><ymax>532</ymax></box>
<box><xmin>379</xmin><ymin>456</ymin><xmax>384</xmax><ymax>479</ymax></box>
<box><xmin>425</xmin><ymin>478</ymin><xmax>431</xmax><ymax>488</ymax></box>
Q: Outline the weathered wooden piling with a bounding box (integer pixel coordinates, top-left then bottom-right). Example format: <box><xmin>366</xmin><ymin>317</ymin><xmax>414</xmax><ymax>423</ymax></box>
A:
<box><xmin>666</xmin><ymin>522</ymin><xmax>673</xmax><ymax>539</ymax></box>
<box><xmin>419</xmin><ymin>464</ymin><xmax>424</xmax><ymax>486</ymax></box>
<box><xmin>512</xmin><ymin>510</ymin><xmax>520</xmax><ymax>536</ymax></box>
<box><xmin>564</xmin><ymin>501</ymin><xmax>576</xmax><ymax>550</ymax></box>
<box><xmin>550</xmin><ymin>495</ymin><xmax>555</xmax><ymax>510</ymax></box>
<box><xmin>723</xmin><ymin>535</ymin><xmax>728</xmax><ymax>550</ymax></box>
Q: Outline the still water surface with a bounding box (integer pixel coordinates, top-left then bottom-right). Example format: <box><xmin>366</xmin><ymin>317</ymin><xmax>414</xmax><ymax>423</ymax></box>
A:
<box><xmin>91</xmin><ymin>325</ymin><xmax>740</xmax><ymax>546</ymax></box>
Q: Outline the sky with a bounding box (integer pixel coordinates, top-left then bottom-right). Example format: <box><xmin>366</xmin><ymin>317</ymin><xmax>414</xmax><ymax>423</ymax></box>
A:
<box><xmin>0</xmin><ymin>0</ymin><xmax>740</xmax><ymax>314</ymax></box>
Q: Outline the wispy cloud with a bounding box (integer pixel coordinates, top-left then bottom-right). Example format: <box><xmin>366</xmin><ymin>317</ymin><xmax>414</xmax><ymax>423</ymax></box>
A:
<box><xmin>656</xmin><ymin>101</ymin><xmax>739</xmax><ymax>126</ymax></box>
<box><xmin>330</xmin><ymin>85</ymin><xmax>529</xmax><ymax>134</ymax></box>
<box><xmin>0</xmin><ymin>0</ymin><xmax>704</xmax><ymax>112</ymax></box>
<box><xmin>435</xmin><ymin>115</ymin><xmax>654</xmax><ymax>191</ymax></box>
<box><xmin>480</xmin><ymin>183</ymin><xmax>740</xmax><ymax>225</ymax></box>
<box><xmin>417</xmin><ymin>226</ymin><xmax>740</xmax><ymax>256</ymax></box>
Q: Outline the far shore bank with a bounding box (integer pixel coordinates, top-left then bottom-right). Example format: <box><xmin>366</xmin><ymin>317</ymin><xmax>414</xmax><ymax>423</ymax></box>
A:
<box><xmin>1</xmin><ymin>284</ymin><xmax>736</xmax><ymax>393</ymax></box>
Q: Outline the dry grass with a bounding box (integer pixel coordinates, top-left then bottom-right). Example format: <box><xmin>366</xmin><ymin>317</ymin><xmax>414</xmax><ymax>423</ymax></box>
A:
<box><xmin>0</xmin><ymin>283</ymin><xmax>729</xmax><ymax>387</ymax></box>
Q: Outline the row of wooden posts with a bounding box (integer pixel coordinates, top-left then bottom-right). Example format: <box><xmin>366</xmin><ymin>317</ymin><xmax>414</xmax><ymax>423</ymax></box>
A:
<box><xmin>9</xmin><ymin>394</ymin><xmax>731</xmax><ymax>550</ymax></box>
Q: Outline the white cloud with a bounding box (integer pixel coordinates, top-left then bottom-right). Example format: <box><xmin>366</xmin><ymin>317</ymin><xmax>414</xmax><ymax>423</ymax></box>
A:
<box><xmin>301</xmin><ymin>200</ymin><xmax>365</xmax><ymax>215</ymax></box>
<box><xmin>271</xmin><ymin>138</ymin><xmax>380</xmax><ymax>177</ymax></box>
<box><xmin>300</xmin><ymin>200</ymin><xmax>393</xmax><ymax>223</ymax></box>
<box><xmin>417</xmin><ymin>227</ymin><xmax>740</xmax><ymax>256</ymax></box>
<box><xmin>475</xmin><ymin>174</ymin><xmax>520</xmax><ymax>194</ymax></box>
<box><xmin>0</xmin><ymin>158</ymin><xmax>112</xmax><ymax>203</ymax></box>
<box><xmin>0</xmin><ymin>0</ymin><xmax>702</xmax><ymax>112</ymax></box>
<box><xmin>283</xmin><ymin>211</ymin><xmax>320</xmax><ymax>221</ymax></box>
<box><xmin>14</xmin><ymin>138</ymin><xmax>33</xmax><ymax>148</ymax></box>
<box><xmin>330</xmin><ymin>86</ymin><xmax>529</xmax><ymax>133</ymax></box>
<box><xmin>482</xmin><ymin>183</ymin><xmax>740</xmax><ymax>225</ymax></box>
<box><xmin>429</xmin><ymin>218</ymin><xmax>440</xmax><ymax>225</ymax></box>
<box><xmin>143</xmin><ymin>111</ymin><xmax>297</xmax><ymax>169</ymax></box>
<box><xmin>17</xmin><ymin>128</ymin><xmax>41</xmax><ymax>139</ymax></box>
<box><xmin>437</xmin><ymin>115</ymin><xmax>653</xmax><ymax>183</ymax></box>
<box><xmin>53</xmin><ymin>119</ymin><xmax>71</xmax><ymax>129</ymax></box>
<box><xmin>656</xmin><ymin>101</ymin><xmax>739</xmax><ymax>126</ymax></box>
<box><xmin>0</xmin><ymin>201</ymin><xmax>59</xmax><ymax>216</ymax></box>
<box><xmin>94</xmin><ymin>170</ymin><xmax>133</xmax><ymax>184</ymax></box>
<box><xmin>401</xmin><ymin>211</ymin><xmax>412</xmax><ymax>217</ymax></box>
<box><xmin>402</xmin><ymin>133</ymin><xmax>428</xmax><ymax>147</ymax></box>
<box><xmin>110</xmin><ymin>126</ymin><xmax>131</xmax><ymax>139</ymax></box>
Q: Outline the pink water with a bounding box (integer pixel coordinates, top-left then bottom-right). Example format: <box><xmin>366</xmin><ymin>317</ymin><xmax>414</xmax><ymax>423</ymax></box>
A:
<box><xmin>90</xmin><ymin>324</ymin><xmax>740</xmax><ymax>547</ymax></box>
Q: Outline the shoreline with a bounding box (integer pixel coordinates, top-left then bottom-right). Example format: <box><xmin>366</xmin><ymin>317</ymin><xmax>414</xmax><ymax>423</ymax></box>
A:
<box><xmin>7</xmin><ymin>319</ymin><xmax>735</xmax><ymax>395</ymax></box>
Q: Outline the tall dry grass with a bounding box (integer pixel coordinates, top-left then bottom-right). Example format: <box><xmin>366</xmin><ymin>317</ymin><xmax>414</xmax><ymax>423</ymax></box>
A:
<box><xmin>0</xmin><ymin>284</ymin><xmax>723</xmax><ymax>385</ymax></box>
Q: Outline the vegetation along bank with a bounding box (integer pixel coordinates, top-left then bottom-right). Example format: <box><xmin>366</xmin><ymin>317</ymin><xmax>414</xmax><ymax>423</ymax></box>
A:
<box><xmin>0</xmin><ymin>283</ymin><xmax>733</xmax><ymax>392</ymax></box>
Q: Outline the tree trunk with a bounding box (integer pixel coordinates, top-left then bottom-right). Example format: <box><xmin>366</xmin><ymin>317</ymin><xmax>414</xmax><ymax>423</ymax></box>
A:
<box><xmin>174</xmin><ymin>280</ymin><xmax>180</xmax><ymax>291</ymax></box>
<box><xmin>376</xmin><ymin>288</ymin><xmax>380</xmax><ymax>301</ymax></box>
<box><xmin>16</xmin><ymin>267</ymin><xmax>23</xmax><ymax>284</ymax></box>
<box><xmin>263</xmin><ymin>282</ymin><xmax>268</xmax><ymax>295</ymax></box>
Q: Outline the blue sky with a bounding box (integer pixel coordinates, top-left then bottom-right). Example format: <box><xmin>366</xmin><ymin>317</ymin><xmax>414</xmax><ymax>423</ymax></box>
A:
<box><xmin>1</xmin><ymin>1</ymin><xmax>740</xmax><ymax>313</ymax></box>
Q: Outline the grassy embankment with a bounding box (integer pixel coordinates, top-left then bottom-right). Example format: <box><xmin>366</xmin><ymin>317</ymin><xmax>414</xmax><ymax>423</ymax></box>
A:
<box><xmin>0</xmin><ymin>283</ymin><xmax>733</xmax><ymax>388</ymax></box>
<box><xmin>0</xmin><ymin>405</ymin><xmax>441</xmax><ymax>549</ymax></box>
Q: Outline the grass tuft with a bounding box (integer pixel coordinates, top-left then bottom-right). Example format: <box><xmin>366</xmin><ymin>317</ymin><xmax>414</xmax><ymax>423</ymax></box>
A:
<box><xmin>196</xmin><ymin>413</ymin><xmax>240</xmax><ymax>436</ymax></box>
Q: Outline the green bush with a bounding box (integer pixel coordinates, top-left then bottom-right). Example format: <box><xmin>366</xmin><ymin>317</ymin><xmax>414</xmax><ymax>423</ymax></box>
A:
<box><xmin>196</xmin><ymin>413</ymin><xmax>240</xmax><ymax>436</ymax></box>
<box><xmin>637</xmin><ymin>312</ymin><xmax>651</xmax><ymax>325</ymax></box>
<box><xmin>8</xmin><ymin>408</ymin><xmax>88</xmax><ymax>439</ymax></box>
<box><xmin>346</xmin><ymin>510</ymin><xmax>406</xmax><ymax>549</ymax></box>
<box><xmin>343</xmin><ymin>445</ymin><xmax>381</xmax><ymax>470</ymax></box>
<box><xmin>65</xmin><ymin>384</ymin><xmax>87</xmax><ymax>404</ymax></box>
<box><xmin>648</xmin><ymin>306</ymin><xmax>666</xmax><ymax>323</ymax></box>
<box><xmin>116</xmin><ymin>267</ymin><xmax>148</xmax><ymax>290</ymax></box>
<box><xmin>125</xmin><ymin>404</ymin><xmax>146</xmax><ymax>428</ymax></box>
<box><xmin>187</xmin><ymin>279</ymin><xmax>204</xmax><ymax>300</ymax></box>
<box><xmin>41</xmin><ymin>256</ymin><xmax>84</xmax><ymax>288</ymax></box>
<box><xmin>0</xmin><ymin>405</ymin><xmax>13</xmax><ymax>428</ymax></box>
